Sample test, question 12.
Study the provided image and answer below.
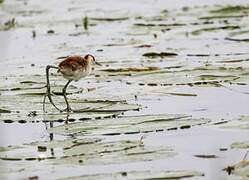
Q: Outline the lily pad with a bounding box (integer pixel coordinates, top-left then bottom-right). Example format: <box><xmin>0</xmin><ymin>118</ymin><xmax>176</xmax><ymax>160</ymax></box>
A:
<box><xmin>215</xmin><ymin>116</ymin><xmax>249</xmax><ymax>130</ymax></box>
<box><xmin>117</xmin><ymin>65</ymin><xmax>246</xmax><ymax>86</ymax></box>
<box><xmin>134</xmin><ymin>23</ymin><xmax>185</xmax><ymax>27</ymax></box>
<box><xmin>48</xmin><ymin>114</ymin><xmax>209</xmax><ymax>136</ymax></box>
<box><xmin>231</xmin><ymin>141</ymin><xmax>249</xmax><ymax>149</ymax></box>
<box><xmin>192</xmin><ymin>26</ymin><xmax>240</xmax><ymax>35</ymax></box>
<box><xmin>90</xmin><ymin>17</ymin><xmax>129</xmax><ymax>21</ymax></box>
<box><xmin>58</xmin><ymin>170</ymin><xmax>204</xmax><ymax>180</ymax></box>
<box><xmin>0</xmin><ymin>138</ymin><xmax>176</xmax><ymax>166</ymax></box>
<box><xmin>101</xmin><ymin>67</ymin><xmax>160</xmax><ymax>72</ymax></box>
<box><xmin>210</xmin><ymin>6</ymin><xmax>249</xmax><ymax>14</ymax></box>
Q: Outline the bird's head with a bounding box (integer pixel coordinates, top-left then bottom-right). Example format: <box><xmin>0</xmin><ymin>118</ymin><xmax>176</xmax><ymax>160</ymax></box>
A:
<box><xmin>84</xmin><ymin>54</ymin><xmax>102</xmax><ymax>66</ymax></box>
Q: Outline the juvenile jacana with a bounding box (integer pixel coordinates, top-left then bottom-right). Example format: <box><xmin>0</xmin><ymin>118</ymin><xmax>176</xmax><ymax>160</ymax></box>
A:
<box><xmin>43</xmin><ymin>54</ymin><xmax>101</xmax><ymax>112</ymax></box>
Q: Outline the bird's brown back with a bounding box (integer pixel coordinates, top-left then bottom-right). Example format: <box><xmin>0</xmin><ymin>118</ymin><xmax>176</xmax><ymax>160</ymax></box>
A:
<box><xmin>59</xmin><ymin>56</ymin><xmax>89</xmax><ymax>71</ymax></box>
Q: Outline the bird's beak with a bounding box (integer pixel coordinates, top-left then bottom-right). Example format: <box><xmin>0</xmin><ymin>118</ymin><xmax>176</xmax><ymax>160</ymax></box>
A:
<box><xmin>95</xmin><ymin>61</ymin><xmax>102</xmax><ymax>66</ymax></box>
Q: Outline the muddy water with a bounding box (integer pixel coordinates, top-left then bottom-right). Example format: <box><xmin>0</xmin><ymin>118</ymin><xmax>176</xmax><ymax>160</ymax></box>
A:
<box><xmin>0</xmin><ymin>0</ymin><xmax>249</xmax><ymax>180</ymax></box>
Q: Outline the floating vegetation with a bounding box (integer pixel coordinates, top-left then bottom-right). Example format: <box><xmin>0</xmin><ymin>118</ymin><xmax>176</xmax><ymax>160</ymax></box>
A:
<box><xmin>90</xmin><ymin>17</ymin><xmax>129</xmax><ymax>21</ymax></box>
<box><xmin>58</xmin><ymin>170</ymin><xmax>204</xmax><ymax>180</ymax></box>
<box><xmin>161</xmin><ymin>9</ymin><xmax>169</xmax><ymax>14</ymax></box>
<box><xmin>215</xmin><ymin>116</ymin><xmax>249</xmax><ymax>130</ymax></box>
<box><xmin>101</xmin><ymin>67</ymin><xmax>160</xmax><ymax>72</ymax></box>
<box><xmin>69</xmin><ymin>32</ymin><xmax>88</xmax><ymax>36</ymax></box>
<box><xmin>192</xmin><ymin>26</ymin><xmax>240</xmax><ymax>35</ymax></box>
<box><xmin>194</xmin><ymin>155</ymin><xmax>218</xmax><ymax>159</ymax></box>
<box><xmin>0</xmin><ymin>108</ymin><xmax>11</xmax><ymax>113</ymax></box>
<box><xmin>231</xmin><ymin>141</ymin><xmax>249</xmax><ymax>149</ymax></box>
<box><xmin>134</xmin><ymin>44</ymin><xmax>152</xmax><ymax>48</ymax></box>
<box><xmin>216</xmin><ymin>59</ymin><xmax>249</xmax><ymax>63</ymax></box>
<box><xmin>165</xmin><ymin>92</ymin><xmax>197</xmax><ymax>96</ymax></box>
<box><xmin>142</xmin><ymin>52</ymin><xmax>178</xmax><ymax>58</ymax></box>
<box><xmin>134</xmin><ymin>23</ymin><xmax>186</xmax><ymax>27</ymax></box>
<box><xmin>210</xmin><ymin>5</ymin><xmax>249</xmax><ymax>14</ymax></box>
<box><xmin>182</xmin><ymin>6</ymin><xmax>190</xmax><ymax>12</ymax></box>
<box><xmin>48</xmin><ymin>114</ymin><xmax>209</xmax><ymax>136</ymax></box>
<box><xmin>0</xmin><ymin>138</ymin><xmax>177</xmax><ymax>166</ymax></box>
<box><xmin>199</xmin><ymin>15</ymin><xmax>245</xmax><ymax>20</ymax></box>
<box><xmin>225</xmin><ymin>37</ymin><xmax>249</xmax><ymax>42</ymax></box>
<box><xmin>187</xmin><ymin>54</ymin><xmax>211</xmax><ymax>57</ymax></box>
<box><xmin>1</xmin><ymin>1</ymin><xmax>249</xmax><ymax>179</ymax></box>
<box><xmin>47</xmin><ymin>29</ymin><xmax>55</xmax><ymax>34</ymax></box>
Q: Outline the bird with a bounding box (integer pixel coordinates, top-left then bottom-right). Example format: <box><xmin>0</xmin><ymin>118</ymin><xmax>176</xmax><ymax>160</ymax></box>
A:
<box><xmin>43</xmin><ymin>54</ymin><xmax>101</xmax><ymax>112</ymax></box>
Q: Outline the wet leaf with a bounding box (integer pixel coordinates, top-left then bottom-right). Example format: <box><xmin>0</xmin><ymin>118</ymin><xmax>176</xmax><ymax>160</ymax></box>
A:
<box><xmin>0</xmin><ymin>138</ymin><xmax>177</xmax><ymax>166</ymax></box>
<box><xmin>192</xmin><ymin>26</ymin><xmax>240</xmax><ymax>35</ymax></box>
<box><xmin>90</xmin><ymin>17</ymin><xmax>129</xmax><ymax>21</ymax></box>
<box><xmin>134</xmin><ymin>23</ymin><xmax>185</xmax><ymax>27</ymax></box>
<box><xmin>101</xmin><ymin>67</ymin><xmax>160</xmax><ymax>72</ymax></box>
<box><xmin>199</xmin><ymin>15</ymin><xmax>245</xmax><ymax>20</ymax></box>
<box><xmin>0</xmin><ymin>108</ymin><xmax>11</xmax><ymax>113</ymax></box>
<box><xmin>69</xmin><ymin>32</ymin><xmax>88</xmax><ymax>36</ymax></box>
<box><xmin>210</xmin><ymin>6</ymin><xmax>249</xmax><ymax>14</ymax></box>
<box><xmin>231</xmin><ymin>141</ymin><xmax>249</xmax><ymax>149</ymax></box>
<box><xmin>134</xmin><ymin>44</ymin><xmax>152</xmax><ymax>48</ymax></box>
<box><xmin>1</xmin><ymin>2</ymin><xmax>249</xmax><ymax>179</ymax></box>
<box><xmin>216</xmin><ymin>59</ymin><xmax>249</xmax><ymax>63</ymax></box>
<box><xmin>194</xmin><ymin>155</ymin><xmax>218</xmax><ymax>158</ymax></box>
<box><xmin>216</xmin><ymin>116</ymin><xmax>249</xmax><ymax>130</ymax></box>
<box><xmin>165</xmin><ymin>92</ymin><xmax>197</xmax><ymax>96</ymax></box>
<box><xmin>118</xmin><ymin>65</ymin><xmax>246</xmax><ymax>86</ymax></box>
<box><xmin>48</xmin><ymin>114</ymin><xmax>209</xmax><ymax>136</ymax></box>
<box><xmin>225</xmin><ymin>37</ymin><xmax>249</xmax><ymax>42</ymax></box>
<box><xmin>58</xmin><ymin>170</ymin><xmax>204</xmax><ymax>180</ymax></box>
<box><xmin>142</xmin><ymin>52</ymin><xmax>178</xmax><ymax>58</ymax></box>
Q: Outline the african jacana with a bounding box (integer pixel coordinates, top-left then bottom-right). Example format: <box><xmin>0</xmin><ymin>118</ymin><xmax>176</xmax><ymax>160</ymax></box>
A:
<box><xmin>43</xmin><ymin>54</ymin><xmax>101</xmax><ymax>112</ymax></box>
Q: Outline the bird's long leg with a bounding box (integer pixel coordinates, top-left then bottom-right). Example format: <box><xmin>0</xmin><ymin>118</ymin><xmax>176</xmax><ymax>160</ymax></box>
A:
<box><xmin>43</xmin><ymin>65</ymin><xmax>63</xmax><ymax>112</ymax></box>
<box><xmin>62</xmin><ymin>80</ymin><xmax>72</xmax><ymax>112</ymax></box>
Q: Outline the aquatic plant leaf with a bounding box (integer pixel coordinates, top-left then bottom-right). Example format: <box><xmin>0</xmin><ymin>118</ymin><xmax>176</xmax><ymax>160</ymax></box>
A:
<box><xmin>134</xmin><ymin>23</ymin><xmax>185</xmax><ymax>27</ymax></box>
<box><xmin>192</xmin><ymin>26</ymin><xmax>240</xmax><ymax>35</ymax></box>
<box><xmin>101</xmin><ymin>67</ymin><xmax>160</xmax><ymax>72</ymax></box>
<box><xmin>118</xmin><ymin>65</ymin><xmax>245</xmax><ymax>86</ymax></box>
<box><xmin>58</xmin><ymin>170</ymin><xmax>204</xmax><ymax>180</ymax></box>
<box><xmin>199</xmin><ymin>15</ymin><xmax>245</xmax><ymax>20</ymax></box>
<box><xmin>90</xmin><ymin>17</ymin><xmax>129</xmax><ymax>21</ymax></box>
<box><xmin>48</xmin><ymin>114</ymin><xmax>209</xmax><ymax>136</ymax></box>
<box><xmin>225</xmin><ymin>37</ymin><xmax>249</xmax><ymax>42</ymax></box>
<box><xmin>217</xmin><ymin>116</ymin><xmax>249</xmax><ymax>130</ymax></box>
<box><xmin>0</xmin><ymin>138</ymin><xmax>177</xmax><ymax>167</ymax></box>
<box><xmin>142</xmin><ymin>52</ymin><xmax>178</xmax><ymax>58</ymax></box>
<box><xmin>210</xmin><ymin>6</ymin><xmax>249</xmax><ymax>14</ymax></box>
<box><xmin>231</xmin><ymin>141</ymin><xmax>249</xmax><ymax>149</ymax></box>
<box><xmin>0</xmin><ymin>108</ymin><xmax>11</xmax><ymax>113</ymax></box>
<box><xmin>194</xmin><ymin>155</ymin><xmax>218</xmax><ymax>158</ymax></box>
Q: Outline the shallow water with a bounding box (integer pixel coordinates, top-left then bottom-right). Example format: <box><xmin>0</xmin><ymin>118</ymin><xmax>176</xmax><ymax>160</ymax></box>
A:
<box><xmin>0</xmin><ymin>0</ymin><xmax>249</xmax><ymax>179</ymax></box>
